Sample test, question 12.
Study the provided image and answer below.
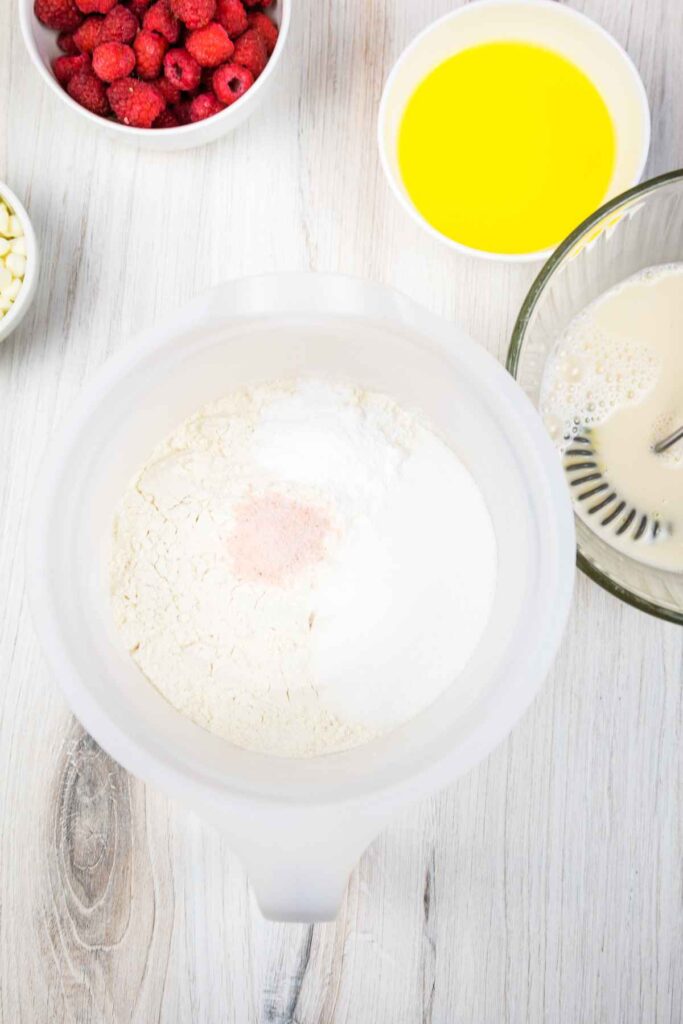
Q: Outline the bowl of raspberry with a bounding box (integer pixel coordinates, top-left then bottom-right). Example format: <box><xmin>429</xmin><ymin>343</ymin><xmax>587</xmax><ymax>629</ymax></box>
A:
<box><xmin>20</xmin><ymin>0</ymin><xmax>289</xmax><ymax>149</ymax></box>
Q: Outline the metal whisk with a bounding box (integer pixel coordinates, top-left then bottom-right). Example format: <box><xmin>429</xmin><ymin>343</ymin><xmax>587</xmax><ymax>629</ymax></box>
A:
<box><xmin>653</xmin><ymin>424</ymin><xmax>683</xmax><ymax>454</ymax></box>
<box><xmin>563</xmin><ymin>423</ymin><xmax>682</xmax><ymax>542</ymax></box>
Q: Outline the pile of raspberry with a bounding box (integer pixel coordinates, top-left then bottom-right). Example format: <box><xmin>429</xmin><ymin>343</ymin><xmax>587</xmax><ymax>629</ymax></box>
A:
<box><xmin>35</xmin><ymin>0</ymin><xmax>278</xmax><ymax>128</ymax></box>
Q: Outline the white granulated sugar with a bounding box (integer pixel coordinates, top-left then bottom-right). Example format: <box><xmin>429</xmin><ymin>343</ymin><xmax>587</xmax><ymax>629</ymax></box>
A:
<box><xmin>110</xmin><ymin>379</ymin><xmax>497</xmax><ymax>758</ymax></box>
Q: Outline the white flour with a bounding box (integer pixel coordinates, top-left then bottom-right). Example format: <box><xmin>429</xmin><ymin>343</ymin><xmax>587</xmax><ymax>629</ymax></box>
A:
<box><xmin>110</xmin><ymin>379</ymin><xmax>497</xmax><ymax>757</ymax></box>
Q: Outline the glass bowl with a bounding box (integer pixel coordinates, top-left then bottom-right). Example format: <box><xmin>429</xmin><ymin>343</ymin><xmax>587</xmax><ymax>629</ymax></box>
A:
<box><xmin>507</xmin><ymin>169</ymin><xmax>683</xmax><ymax>624</ymax></box>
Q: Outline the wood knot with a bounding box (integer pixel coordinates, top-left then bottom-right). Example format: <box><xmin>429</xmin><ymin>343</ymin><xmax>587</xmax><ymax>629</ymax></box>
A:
<box><xmin>53</xmin><ymin>725</ymin><xmax>132</xmax><ymax>936</ymax></box>
<box><xmin>39</xmin><ymin>721</ymin><xmax>170</xmax><ymax>1016</ymax></box>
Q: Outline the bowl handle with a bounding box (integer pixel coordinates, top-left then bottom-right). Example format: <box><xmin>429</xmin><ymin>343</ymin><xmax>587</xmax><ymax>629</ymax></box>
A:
<box><xmin>220</xmin><ymin>806</ymin><xmax>392</xmax><ymax>922</ymax></box>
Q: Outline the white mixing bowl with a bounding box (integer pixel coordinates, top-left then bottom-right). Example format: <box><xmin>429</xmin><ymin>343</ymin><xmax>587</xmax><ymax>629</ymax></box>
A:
<box><xmin>26</xmin><ymin>274</ymin><xmax>575</xmax><ymax>921</ymax></box>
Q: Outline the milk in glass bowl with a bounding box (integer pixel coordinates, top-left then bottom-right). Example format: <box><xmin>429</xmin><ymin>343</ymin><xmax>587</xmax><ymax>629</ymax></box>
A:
<box><xmin>508</xmin><ymin>170</ymin><xmax>683</xmax><ymax>623</ymax></box>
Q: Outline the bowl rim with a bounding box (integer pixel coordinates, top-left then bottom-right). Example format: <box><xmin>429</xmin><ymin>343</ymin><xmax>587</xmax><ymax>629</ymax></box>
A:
<box><xmin>0</xmin><ymin>180</ymin><xmax>40</xmax><ymax>345</ymax></box>
<box><xmin>377</xmin><ymin>0</ymin><xmax>651</xmax><ymax>264</ymax></box>
<box><xmin>507</xmin><ymin>167</ymin><xmax>683</xmax><ymax>625</ymax></box>
<box><xmin>18</xmin><ymin>0</ymin><xmax>291</xmax><ymax>140</ymax></box>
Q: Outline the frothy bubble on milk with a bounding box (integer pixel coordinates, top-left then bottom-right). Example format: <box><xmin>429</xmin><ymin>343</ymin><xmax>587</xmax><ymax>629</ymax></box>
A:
<box><xmin>541</xmin><ymin>313</ymin><xmax>660</xmax><ymax>451</ymax></box>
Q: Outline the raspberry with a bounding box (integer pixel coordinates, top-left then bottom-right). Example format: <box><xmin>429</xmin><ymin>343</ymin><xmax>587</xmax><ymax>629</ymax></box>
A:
<box><xmin>169</xmin><ymin>0</ymin><xmax>215</xmax><ymax>30</ymax></box>
<box><xmin>186</xmin><ymin>22</ymin><xmax>233</xmax><ymax>67</ymax></box>
<box><xmin>246</xmin><ymin>11</ymin><xmax>276</xmax><ymax>55</ymax></box>
<box><xmin>52</xmin><ymin>52</ymin><xmax>90</xmax><ymax>84</ymax></box>
<box><xmin>133</xmin><ymin>29</ymin><xmax>168</xmax><ymax>78</ymax></box>
<box><xmin>73</xmin><ymin>16</ymin><xmax>103</xmax><ymax>52</ymax></box>
<box><xmin>100</xmin><ymin>4</ymin><xmax>138</xmax><ymax>42</ymax></box>
<box><xmin>107</xmin><ymin>77</ymin><xmax>166</xmax><ymax>126</ymax></box>
<box><xmin>92</xmin><ymin>40</ymin><xmax>135</xmax><ymax>80</ymax></box>
<box><xmin>67</xmin><ymin>67</ymin><xmax>110</xmax><ymax>114</ymax></box>
<box><xmin>156</xmin><ymin>74</ymin><xmax>181</xmax><ymax>104</ymax></box>
<box><xmin>142</xmin><ymin>0</ymin><xmax>179</xmax><ymax>42</ymax></box>
<box><xmin>57</xmin><ymin>30</ymin><xmax>79</xmax><ymax>52</ymax></box>
<box><xmin>243</xmin><ymin>0</ymin><xmax>271</xmax><ymax>7</ymax></box>
<box><xmin>173</xmin><ymin>99</ymin><xmax>192</xmax><ymax>123</ymax></box>
<box><xmin>215</xmin><ymin>0</ymin><xmax>246</xmax><ymax>38</ymax></box>
<box><xmin>189</xmin><ymin>91</ymin><xmax>224</xmax><ymax>121</ymax></box>
<box><xmin>163</xmin><ymin>46</ymin><xmax>201</xmax><ymax>90</ymax></box>
<box><xmin>212</xmin><ymin>61</ymin><xmax>252</xmax><ymax>105</ymax></box>
<box><xmin>127</xmin><ymin>0</ymin><xmax>151</xmax><ymax>14</ymax></box>
<box><xmin>34</xmin><ymin>0</ymin><xmax>83</xmax><ymax>31</ymax></box>
<box><xmin>74</xmin><ymin>0</ymin><xmax>116</xmax><ymax>13</ymax></box>
<box><xmin>154</xmin><ymin>108</ymin><xmax>180</xmax><ymax>127</ymax></box>
<box><xmin>232</xmin><ymin>27</ymin><xmax>266</xmax><ymax>77</ymax></box>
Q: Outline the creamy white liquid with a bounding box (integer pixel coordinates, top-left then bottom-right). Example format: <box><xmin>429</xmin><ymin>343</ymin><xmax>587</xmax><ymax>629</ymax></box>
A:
<box><xmin>541</xmin><ymin>264</ymin><xmax>683</xmax><ymax>573</ymax></box>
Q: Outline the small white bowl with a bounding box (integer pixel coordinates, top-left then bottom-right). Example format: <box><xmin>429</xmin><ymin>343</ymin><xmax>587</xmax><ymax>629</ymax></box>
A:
<box><xmin>19</xmin><ymin>0</ymin><xmax>290</xmax><ymax>151</ymax></box>
<box><xmin>378</xmin><ymin>0</ymin><xmax>651</xmax><ymax>263</ymax></box>
<box><xmin>0</xmin><ymin>181</ymin><xmax>39</xmax><ymax>345</ymax></box>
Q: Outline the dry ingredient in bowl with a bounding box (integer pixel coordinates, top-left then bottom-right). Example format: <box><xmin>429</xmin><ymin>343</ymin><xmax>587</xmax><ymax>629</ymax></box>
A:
<box><xmin>111</xmin><ymin>379</ymin><xmax>497</xmax><ymax>757</ymax></box>
<box><xmin>0</xmin><ymin>200</ymin><xmax>27</xmax><ymax>320</ymax></box>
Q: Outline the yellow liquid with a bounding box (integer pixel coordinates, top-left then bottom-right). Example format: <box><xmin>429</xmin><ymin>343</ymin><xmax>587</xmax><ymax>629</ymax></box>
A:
<box><xmin>398</xmin><ymin>42</ymin><xmax>616</xmax><ymax>254</ymax></box>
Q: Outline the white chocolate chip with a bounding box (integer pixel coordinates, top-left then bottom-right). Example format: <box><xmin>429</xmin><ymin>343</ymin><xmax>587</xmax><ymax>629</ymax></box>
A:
<box><xmin>5</xmin><ymin>253</ymin><xmax>26</xmax><ymax>278</ymax></box>
<box><xmin>0</xmin><ymin>199</ymin><xmax>28</xmax><ymax>318</ymax></box>
<box><xmin>1</xmin><ymin>278</ymin><xmax>22</xmax><ymax>302</ymax></box>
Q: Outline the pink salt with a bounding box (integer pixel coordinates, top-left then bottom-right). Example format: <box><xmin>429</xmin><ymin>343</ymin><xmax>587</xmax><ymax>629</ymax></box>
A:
<box><xmin>228</xmin><ymin>492</ymin><xmax>331</xmax><ymax>585</ymax></box>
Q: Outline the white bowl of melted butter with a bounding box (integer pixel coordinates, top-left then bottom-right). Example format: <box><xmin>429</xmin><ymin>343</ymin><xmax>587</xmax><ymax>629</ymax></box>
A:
<box><xmin>378</xmin><ymin>0</ymin><xmax>650</xmax><ymax>261</ymax></box>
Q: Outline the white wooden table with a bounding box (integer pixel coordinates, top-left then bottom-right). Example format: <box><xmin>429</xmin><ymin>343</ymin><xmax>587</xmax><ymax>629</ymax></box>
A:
<box><xmin>1</xmin><ymin>1</ymin><xmax>682</xmax><ymax>1020</ymax></box>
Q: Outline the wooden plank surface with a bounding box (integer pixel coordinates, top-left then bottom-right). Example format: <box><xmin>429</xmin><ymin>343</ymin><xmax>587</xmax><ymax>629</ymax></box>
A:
<box><xmin>1</xmin><ymin>0</ymin><xmax>682</xmax><ymax>1021</ymax></box>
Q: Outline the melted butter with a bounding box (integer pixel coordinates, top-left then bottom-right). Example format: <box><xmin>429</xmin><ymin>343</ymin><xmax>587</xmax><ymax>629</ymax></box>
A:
<box><xmin>398</xmin><ymin>41</ymin><xmax>616</xmax><ymax>254</ymax></box>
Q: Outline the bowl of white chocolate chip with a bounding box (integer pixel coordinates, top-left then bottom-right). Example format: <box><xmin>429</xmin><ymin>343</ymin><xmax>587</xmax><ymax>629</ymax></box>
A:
<box><xmin>0</xmin><ymin>182</ymin><xmax>38</xmax><ymax>345</ymax></box>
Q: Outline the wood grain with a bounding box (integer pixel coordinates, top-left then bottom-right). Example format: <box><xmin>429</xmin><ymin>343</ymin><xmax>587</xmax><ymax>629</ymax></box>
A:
<box><xmin>1</xmin><ymin>0</ymin><xmax>682</xmax><ymax>1021</ymax></box>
